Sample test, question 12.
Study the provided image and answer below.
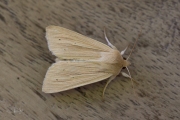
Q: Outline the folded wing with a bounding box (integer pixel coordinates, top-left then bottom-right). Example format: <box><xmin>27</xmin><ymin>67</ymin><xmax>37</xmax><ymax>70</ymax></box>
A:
<box><xmin>42</xmin><ymin>61</ymin><xmax>119</xmax><ymax>93</ymax></box>
<box><xmin>46</xmin><ymin>26</ymin><xmax>113</xmax><ymax>61</ymax></box>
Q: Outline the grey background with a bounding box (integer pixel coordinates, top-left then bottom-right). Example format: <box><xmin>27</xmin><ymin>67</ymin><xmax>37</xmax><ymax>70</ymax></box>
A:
<box><xmin>0</xmin><ymin>0</ymin><xmax>179</xmax><ymax>120</ymax></box>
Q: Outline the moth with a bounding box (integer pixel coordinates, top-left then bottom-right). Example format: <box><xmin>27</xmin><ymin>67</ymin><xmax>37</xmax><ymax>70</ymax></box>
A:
<box><xmin>42</xmin><ymin>25</ymin><xmax>139</xmax><ymax>97</ymax></box>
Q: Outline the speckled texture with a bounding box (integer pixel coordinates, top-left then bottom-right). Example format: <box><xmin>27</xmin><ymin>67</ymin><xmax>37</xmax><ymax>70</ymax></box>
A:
<box><xmin>0</xmin><ymin>0</ymin><xmax>180</xmax><ymax>120</ymax></box>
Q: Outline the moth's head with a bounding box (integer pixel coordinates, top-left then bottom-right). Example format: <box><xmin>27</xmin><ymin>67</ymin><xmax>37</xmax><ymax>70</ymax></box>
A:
<box><xmin>122</xmin><ymin>57</ymin><xmax>130</xmax><ymax>68</ymax></box>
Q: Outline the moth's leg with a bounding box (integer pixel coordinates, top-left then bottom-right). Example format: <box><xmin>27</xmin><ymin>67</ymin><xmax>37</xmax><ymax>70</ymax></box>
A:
<box><xmin>122</xmin><ymin>72</ymin><xmax>139</xmax><ymax>85</ymax></box>
<box><xmin>120</xmin><ymin>46</ymin><xmax>128</xmax><ymax>55</ymax></box>
<box><xmin>104</xmin><ymin>29</ymin><xmax>117</xmax><ymax>49</ymax></box>
<box><xmin>121</xmin><ymin>72</ymin><xmax>131</xmax><ymax>78</ymax></box>
<box><xmin>102</xmin><ymin>75</ymin><xmax>116</xmax><ymax>98</ymax></box>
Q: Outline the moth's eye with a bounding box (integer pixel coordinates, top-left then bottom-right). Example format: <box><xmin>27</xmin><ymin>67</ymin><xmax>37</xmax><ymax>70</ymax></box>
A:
<box><xmin>123</xmin><ymin>57</ymin><xmax>126</xmax><ymax>69</ymax></box>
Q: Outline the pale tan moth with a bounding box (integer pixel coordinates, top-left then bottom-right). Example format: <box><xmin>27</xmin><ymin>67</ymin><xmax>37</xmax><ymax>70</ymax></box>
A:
<box><xmin>42</xmin><ymin>25</ymin><xmax>139</xmax><ymax>97</ymax></box>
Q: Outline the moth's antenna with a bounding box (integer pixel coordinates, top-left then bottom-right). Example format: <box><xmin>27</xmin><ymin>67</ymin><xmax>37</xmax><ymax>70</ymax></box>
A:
<box><xmin>104</xmin><ymin>28</ymin><xmax>117</xmax><ymax>50</ymax></box>
<box><xmin>127</xmin><ymin>30</ymin><xmax>142</xmax><ymax>60</ymax></box>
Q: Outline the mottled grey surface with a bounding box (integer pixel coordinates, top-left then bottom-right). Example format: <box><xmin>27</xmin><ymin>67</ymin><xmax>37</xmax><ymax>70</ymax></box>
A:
<box><xmin>0</xmin><ymin>0</ymin><xmax>180</xmax><ymax>120</ymax></box>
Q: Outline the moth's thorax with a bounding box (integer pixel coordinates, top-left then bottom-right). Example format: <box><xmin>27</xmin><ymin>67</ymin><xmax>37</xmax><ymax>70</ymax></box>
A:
<box><xmin>111</xmin><ymin>50</ymin><xmax>130</xmax><ymax>69</ymax></box>
<box><xmin>99</xmin><ymin>50</ymin><xmax>121</xmax><ymax>63</ymax></box>
<box><xmin>96</xmin><ymin>50</ymin><xmax>121</xmax><ymax>74</ymax></box>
